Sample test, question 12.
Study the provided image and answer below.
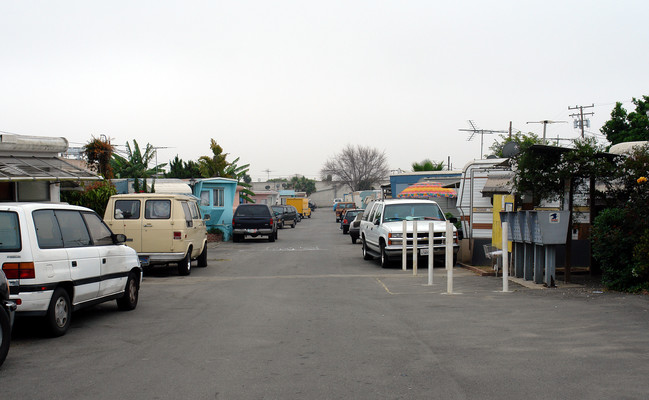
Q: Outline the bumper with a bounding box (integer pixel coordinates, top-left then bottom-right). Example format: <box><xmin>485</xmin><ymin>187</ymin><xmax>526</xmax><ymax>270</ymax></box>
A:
<box><xmin>384</xmin><ymin>244</ymin><xmax>459</xmax><ymax>259</ymax></box>
<box><xmin>2</xmin><ymin>300</ymin><xmax>16</xmax><ymax>328</ymax></box>
<box><xmin>139</xmin><ymin>252</ymin><xmax>186</xmax><ymax>266</ymax></box>
<box><xmin>9</xmin><ymin>290</ymin><xmax>53</xmax><ymax>315</ymax></box>
<box><xmin>233</xmin><ymin>228</ymin><xmax>274</xmax><ymax>236</ymax></box>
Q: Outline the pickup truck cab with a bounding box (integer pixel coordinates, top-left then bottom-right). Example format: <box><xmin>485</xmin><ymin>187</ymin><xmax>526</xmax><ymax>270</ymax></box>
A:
<box><xmin>359</xmin><ymin>199</ymin><xmax>459</xmax><ymax>268</ymax></box>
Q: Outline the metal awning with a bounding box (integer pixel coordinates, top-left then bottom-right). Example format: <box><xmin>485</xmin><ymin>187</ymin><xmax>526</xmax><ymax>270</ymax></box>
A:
<box><xmin>0</xmin><ymin>155</ymin><xmax>100</xmax><ymax>182</ymax></box>
<box><xmin>481</xmin><ymin>172</ymin><xmax>514</xmax><ymax>195</ymax></box>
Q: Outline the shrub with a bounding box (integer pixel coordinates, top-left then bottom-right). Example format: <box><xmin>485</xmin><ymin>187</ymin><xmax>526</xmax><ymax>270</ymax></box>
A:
<box><xmin>61</xmin><ymin>180</ymin><xmax>117</xmax><ymax>217</ymax></box>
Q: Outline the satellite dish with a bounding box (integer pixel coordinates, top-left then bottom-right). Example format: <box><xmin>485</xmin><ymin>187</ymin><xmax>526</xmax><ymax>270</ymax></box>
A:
<box><xmin>502</xmin><ymin>141</ymin><xmax>520</xmax><ymax>158</ymax></box>
<box><xmin>486</xmin><ymin>155</ymin><xmax>498</xmax><ymax>159</ymax></box>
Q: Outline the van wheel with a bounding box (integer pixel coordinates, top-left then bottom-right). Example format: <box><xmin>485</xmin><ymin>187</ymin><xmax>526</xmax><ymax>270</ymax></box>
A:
<box><xmin>0</xmin><ymin>306</ymin><xmax>10</xmax><ymax>366</ymax></box>
<box><xmin>177</xmin><ymin>251</ymin><xmax>191</xmax><ymax>276</ymax></box>
<box><xmin>197</xmin><ymin>245</ymin><xmax>208</xmax><ymax>268</ymax></box>
<box><xmin>117</xmin><ymin>272</ymin><xmax>139</xmax><ymax>311</ymax></box>
<box><xmin>46</xmin><ymin>288</ymin><xmax>71</xmax><ymax>337</ymax></box>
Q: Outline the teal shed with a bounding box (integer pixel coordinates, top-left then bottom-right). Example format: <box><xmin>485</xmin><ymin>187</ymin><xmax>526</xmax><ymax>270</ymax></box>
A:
<box><xmin>193</xmin><ymin>177</ymin><xmax>238</xmax><ymax>241</ymax></box>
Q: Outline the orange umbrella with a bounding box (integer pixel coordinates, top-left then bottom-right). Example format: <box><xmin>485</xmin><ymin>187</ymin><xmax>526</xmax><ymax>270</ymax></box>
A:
<box><xmin>397</xmin><ymin>182</ymin><xmax>457</xmax><ymax>199</ymax></box>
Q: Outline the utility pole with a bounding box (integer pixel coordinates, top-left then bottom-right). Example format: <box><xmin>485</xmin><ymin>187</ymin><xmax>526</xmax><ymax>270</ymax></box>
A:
<box><xmin>458</xmin><ymin>120</ymin><xmax>508</xmax><ymax>159</ymax></box>
<box><xmin>263</xmin><ymin>168</ymin><xmax>272</xmax><ymax>181</ymax></box>
<box><xmin>526</xmin><ymin>120</ymin><xmax>567</xmax><ymax>143</ymax></box>
<box><xmin>568</xmin><ymin>104</ymin><xmax>594</xmax><ymax>138</ymax></box>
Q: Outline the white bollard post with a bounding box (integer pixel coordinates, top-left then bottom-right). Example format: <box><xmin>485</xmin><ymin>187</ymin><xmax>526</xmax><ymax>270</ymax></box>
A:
<box><xmin>446</xmin><ymin>220</ymin><xmax>453</xmax><ymax>294</ymax></box>
<box><xmin>502</xmin><ymin>221</ymin><xmax>509</xmax><ymax>292</ymax></box>
<box><xmin>428</xmin><ymin>223</ymin><xmax>434</xmax><ymax>285</ymax></box>
<box><xmin>413</xmin><ymin>222</ymin><xmax>418</xmax><ymax>276</ymax></box>
<box><xmin>402</xmin><ymin>220</ymin><xmax>407</xmax><ymax>271</ymax></box>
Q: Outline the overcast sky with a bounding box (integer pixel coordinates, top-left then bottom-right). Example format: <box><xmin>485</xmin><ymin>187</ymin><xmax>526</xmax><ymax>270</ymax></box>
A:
<box><xmin>1</xmin><ymin>1</ymin><xmax>648</xmax><ymax>181</ymax></box>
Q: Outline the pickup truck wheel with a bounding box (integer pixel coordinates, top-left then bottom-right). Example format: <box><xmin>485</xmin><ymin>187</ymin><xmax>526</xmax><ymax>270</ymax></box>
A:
<box><xmin>380</xmin><ymin>242</ymin><xmax>391</xmax><ymax>268</ymax></box>
<box><xmin>0</xmin><ymin>305</ymin><xmax>10</xmax><ymax>366</ymax></box>
<box><xmin>197</xmin><ymin>245</ymin><xmax>208</xmax><ymax>268</ymax></box>
<box><xmin>117</xmin><ymin>272</ymin><xmax>139</xmax><ymax>311</ymax></box>
<box><xmin>46</xmin><ymin>288</ymin><xmax>71</xmax><ymax>337</ymax></box>
<box><xmin>269</xmin><ymin>231</ymin><xmax>276</xmax><ymax>242</ymax></box>
<box><xmin>362</xmin><ymin>238</ymin><xmax>373</xmax><ymax>260</ymax></box>
<box><xmin>177</xmin><ymin>251</ymin><xmax>191</xmax><ymax>276</ymax></box>
<box><xmin>233</xmin><ymin>234</ymin><xmax>242</xmax><ymax>242</ymax></box>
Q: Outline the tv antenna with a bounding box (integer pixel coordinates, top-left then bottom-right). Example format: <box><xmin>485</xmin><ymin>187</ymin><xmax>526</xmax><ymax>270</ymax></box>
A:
<box><xmin>458</xmin><ymin>120</ymin><xmax>508</xmax><ymax>159</ymax></box>
<box><xmin>263</xmin><ymin>168</ymin><xmax>272</xmax><ymax>180</ymax></box>
<box><xmin>526</xmin><ymin>120</ymin><xmax>567</xmax><ymax>143</ymax></box>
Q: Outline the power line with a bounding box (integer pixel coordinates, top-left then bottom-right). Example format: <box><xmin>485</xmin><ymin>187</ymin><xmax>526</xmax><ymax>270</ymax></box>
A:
<box><xmin>526</xmin><ymin>120</ymin><xmax>567</xmax><ymax>143</ymax></box>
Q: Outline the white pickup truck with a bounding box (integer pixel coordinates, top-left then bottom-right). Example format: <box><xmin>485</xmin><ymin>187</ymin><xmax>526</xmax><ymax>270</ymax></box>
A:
<box><xmin>359</xmin><ymin>199</ymin><xmax>459</xmax><ymax>268</ymax></box>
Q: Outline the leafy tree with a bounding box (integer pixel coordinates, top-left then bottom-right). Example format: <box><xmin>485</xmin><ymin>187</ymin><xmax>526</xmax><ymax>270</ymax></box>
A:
<box><xmin>600</xmin><ymin>95</ymin><xmax>649</xmax><ymax>145</ymax></box>
<box><xmin>488</xmin><ymin>131</ymin><xmax>542</xmax><ymax>158</ymax></box>
<box><xmin>288</xmin><ymin>176</ymin><xmax>317</xmax><ymax>196</ymax></box>
<box><xmin>61</xmin><ymin>180</ymin><xmax>117</xmax><ymax>216</ymax></box>
<box><xmin>83</xmin><ymin>136</ymin><xmax>115</xmax><ymax>178</ymax></box>
<box><xmin>320</xmin><ymin>144</ymin><xmax>389</xmax><ymax>191</ymax></box>
<box><xmin>111</xmin><ymin>140</ymin><xmax>166</xmax><ymax>193</ymax></box>
<box><xmin>166</xmin><ymin>155</ymin><xmax>201</xmax><ymax>179</ymax></box>
<box><xmin>198</xmin><ymin>139</ymin><xmax>229</xmax><ymax>178</ymax></box>
<box><xmin>412</xmin><ymin>159</ymin><xmax>445</xmax><ymax>171</ymax></box>
<box><xmin>592</xmin><ymin>144</ymin><xmax>649</xmax><ymax>292</ymax></box>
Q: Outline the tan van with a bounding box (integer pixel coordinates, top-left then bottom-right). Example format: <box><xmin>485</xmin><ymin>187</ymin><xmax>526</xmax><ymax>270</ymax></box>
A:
<box><xmin>104</xmin><ymin>193</ymin><xmax>209</xmax><ymax>276</ymax></box>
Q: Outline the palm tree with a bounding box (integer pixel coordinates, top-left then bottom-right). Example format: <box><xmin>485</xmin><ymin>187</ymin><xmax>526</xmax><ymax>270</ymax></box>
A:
<box><xmin>198</xmin><ymin>139</ymin><xmax>228</xmax><ymax>178</ymax></box>
<box><xmin>111</xmin><ymin>140</ymin><xmax>166</xmax><ymax>192</ymax></box>
<box><xmin>412</xmin><ymin>159</ymin><xmax>445</xmax><ymax>171</ymax></box>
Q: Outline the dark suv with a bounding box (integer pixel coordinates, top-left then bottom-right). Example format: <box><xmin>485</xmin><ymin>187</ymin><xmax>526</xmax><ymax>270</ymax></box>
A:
<box><xmin>232</xmin><ymin>204</ymin><xmax>278</xmax><ymax>242</ymax></box>
<box><xmin>271</xmin><ymin>205</ymin><xmax>297</xmax><ymax>229</ymax></box>
<box><xmin>1</xmin><ymin>270</ymin><xmax>16</xmax><ymax>366</ymax></box>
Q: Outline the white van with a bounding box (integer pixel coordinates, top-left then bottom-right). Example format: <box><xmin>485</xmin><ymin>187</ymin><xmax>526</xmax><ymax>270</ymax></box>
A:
<box><xmin>0</xmin><ymin>202</ymin><xmax>142</xmax><ymax>336</ymax></box>
<box><xmin>104</xmin><ymin>193</ymin><xmax>209</xmax><ymax>276</ymax></box>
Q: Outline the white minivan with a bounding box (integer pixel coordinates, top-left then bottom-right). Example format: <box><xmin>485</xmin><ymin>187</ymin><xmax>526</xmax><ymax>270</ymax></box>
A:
<box><xmin>0</xmin><ymin>203</ymin><xmax>142</xmax><ymax>336</ymax></box>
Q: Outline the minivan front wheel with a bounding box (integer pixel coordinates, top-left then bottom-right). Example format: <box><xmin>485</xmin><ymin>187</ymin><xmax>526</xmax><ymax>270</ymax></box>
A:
<box><xmin>117</xmin><ymin>272</ymin><xmax>139</xmax><ymax>311</ymax></box>
<box><xmin>177</xmin><ymin>251</ymin><xmax>191</xmax><ymax>276</ymax></box>
<box><xmin>46</xmin><ymin>288</ymin><xmax>71</xmax><ymax>337</ymax></box>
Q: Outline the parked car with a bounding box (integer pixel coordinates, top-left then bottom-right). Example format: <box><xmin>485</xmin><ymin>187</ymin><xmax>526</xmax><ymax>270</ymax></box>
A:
<box><xmin>286</xmin><ymin>205</ymin><xmax>301</xmax><ymax>223</ymax></box>
<box><xmin>334</xmin><ymin>202</ymin><xmax>356</xmax><ymax>222</ymax></box>
<box><xmin>232</xmin><ymin>204</ymin><xmax>278</xmax><ymax>242</ymax></box>
<box><xmin>340</xmin><ymin>209</ymin><xmax>363</xmax><ymax>234</ymax></box>
<box><xmin>359</xmin><ymin>199</ymin><xmax>459</xmax><ymax>268</ymax></box>
<box><xmin>0</xmin><ymin>269</ymin><xmax>16</xmax><ymax>366</ymax></box>
<box><xmin>271</xmin><ymin>205</ymin><xmax>297</xmax><ymax>229</ymax></box>
<box><xmin>0</xmin><ymin>202</ymin><xmax>142</xmax><ymax>336</ymax></box>
<box><xmin>348</xmin><ymin>211</ymin><xmax>364</xmax><ymax>244</ymax></box>
<box><xmin>104</xmin><ymin>193</ymin><xmax>209</xmax><ymax>276</ymax></box>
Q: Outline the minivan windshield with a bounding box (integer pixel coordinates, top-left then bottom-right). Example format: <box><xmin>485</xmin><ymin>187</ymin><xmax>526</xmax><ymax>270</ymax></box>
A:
<box><xmin>382</xmin><ymin>203</ymin><xmax>445</xmax><ymax>222</ymax></box>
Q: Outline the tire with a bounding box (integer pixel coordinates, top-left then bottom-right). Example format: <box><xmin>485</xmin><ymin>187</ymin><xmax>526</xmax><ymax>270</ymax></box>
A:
<box><xmin>362</xmin><ymin>237</ymin><xmax>373</xmax><ymax>260</ymax></box>
<box><xmin>197</xmin><ymin>244</ymin><xmax>208</xmax><ymax>268</ymax></box>
<box><xmin>116</xmin><ymin>272</ymin><xmax>139</xmax><ymax>311</ymax></box>
<box><xmin>342</xmin><ymin>226</ymin><xmax>349</xmax><ymax>234</ymax></box>
<box><xmin>177</xmin><ymin>250</ymin><xmax>191</xmax><ymax>276</ymax></box>
<box><xmin>269</xmin><ymin>230</ymin><xmax>276</xmax><ymax>242</ymax></box>
<box><xmin>291</xmin><ymin>219</ymin><xmax>296</xmax><ymax>228</ymax></box>
<box><xmin>233</xmin><ymin>234</ymin><xmax>242</xmax><ymax>242</ymax></box>
<box><xmin>0</xmin><ymin>307</ymin><xmax>10</xmax><ymax>366</ymax></box>
<box><xmin>46</xmin><ymin>288</ymin><xmax>71</xmax><ymax>337</ymax></box>
<box><xmin>380</xmin><ymin>242</ymin><xmax>391</xmax><ymax>268</ymax></box>
<box><xmin>351</xmin><ymin>235</ymin><xmax>357</xmax><ymax>244</ymax></box>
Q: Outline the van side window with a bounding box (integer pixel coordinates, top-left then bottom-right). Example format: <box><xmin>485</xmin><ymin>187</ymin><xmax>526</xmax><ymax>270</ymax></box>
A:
<box><xmin>82</xmin><ymin>212</ymin><xmax>114</xmax><ymax>246</ymax></box>
<box><xmin>55</xmin><ymin>210</ymin><xmax>92</xmax><ymax>248</ymax></box>
<box><xmin>373</xmin><ymin>205</ymin><xmax>383</xmax><ymax>224</ymax></box>
<box><xmin>181</xmin><ymin>202</ymin><xmax>193</xmax><ymax>228</ymax></box>
<box><xmin>365</xmin><ymin>203</ymin><xmax>377</xmax><ymax>222</ymax></box>
<box><xmin>114</xmin><ymin>200</ymin><xmax>140</xmax><ymax>219</ymax></box>
<box><xmin>189</xmin><ymin>201</ymin><xmax>200</xmax><ymax>220</ymax></box>
<box><xmin>0</xmin><ymin>211</ymin><xmax>21</xmax><ymax>251</ymax></box>
<box><xmin>33</xmin><ymin>210</ymin><xmax>64</xmax><ymax>249</ymax></box>
<box><xmin>146</xmin><ymin>200</ymin><xmax>171</xmax><ymax>219</ymax></box>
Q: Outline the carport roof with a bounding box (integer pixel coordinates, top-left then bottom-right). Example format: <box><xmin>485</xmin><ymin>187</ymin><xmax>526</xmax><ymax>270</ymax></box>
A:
<box><xmin>0</xmin><ymin>155</ymin><xmax>100</xmax><ymax>182</ymax></box>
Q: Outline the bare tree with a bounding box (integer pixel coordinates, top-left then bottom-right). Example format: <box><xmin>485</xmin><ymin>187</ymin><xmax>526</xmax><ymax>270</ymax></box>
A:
<box><xmin>320</xmin><ymin>144</ymin><xmax>389</xmax><ymax>191</ymax></box>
